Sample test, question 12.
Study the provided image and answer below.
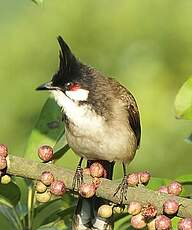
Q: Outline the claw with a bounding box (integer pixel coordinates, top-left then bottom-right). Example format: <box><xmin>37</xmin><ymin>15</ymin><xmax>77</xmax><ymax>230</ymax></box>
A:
<box><xmin>72</xmin><ymin>165</ymin><xmax>83</xmax><ymax>192</ymax></box>
<box><xmin>113</xmin><ymin>175</ymin><xmax>128</xmax><ymax>204</ymax></box>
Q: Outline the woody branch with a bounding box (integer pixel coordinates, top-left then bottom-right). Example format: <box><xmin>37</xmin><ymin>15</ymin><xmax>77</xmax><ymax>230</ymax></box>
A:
<box><xmin>6</xmin><ymin>154</ymin><xmax>192</xmax><ymax>218</ymax></box>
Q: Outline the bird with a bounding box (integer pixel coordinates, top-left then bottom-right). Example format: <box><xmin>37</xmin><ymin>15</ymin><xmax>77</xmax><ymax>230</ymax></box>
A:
<box><xmin>36</xmin><ymin>36</ymin><xmax>141</xmax><ymax>230</ymax></box>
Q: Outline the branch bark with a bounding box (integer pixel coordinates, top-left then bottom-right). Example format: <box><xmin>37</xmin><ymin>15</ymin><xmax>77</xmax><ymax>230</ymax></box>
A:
<box><xmin>6</xmin><ymin>155</ymin><xmax>192</xmax><ymax>218</ymax></box>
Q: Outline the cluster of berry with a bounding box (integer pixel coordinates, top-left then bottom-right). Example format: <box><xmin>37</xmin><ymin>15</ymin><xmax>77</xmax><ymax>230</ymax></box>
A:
<box><xmin>35</xmin><ymin>145</ymin><xmax>66</xmax><ymax>203</ymax></box>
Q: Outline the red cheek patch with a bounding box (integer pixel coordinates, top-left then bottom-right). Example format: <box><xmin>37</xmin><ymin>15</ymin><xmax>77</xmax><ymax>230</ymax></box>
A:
<box><xmin>69</xmin><ymin>83</ymin><xmax>80</xmax><ymax>91</ymax></box>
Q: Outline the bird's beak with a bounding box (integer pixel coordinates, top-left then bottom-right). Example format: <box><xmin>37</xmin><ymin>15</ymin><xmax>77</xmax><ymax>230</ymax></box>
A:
<box><xmin>36</xmin><ymin>81</ymin><xmax>55</xmax><ymax>91</ymax></box>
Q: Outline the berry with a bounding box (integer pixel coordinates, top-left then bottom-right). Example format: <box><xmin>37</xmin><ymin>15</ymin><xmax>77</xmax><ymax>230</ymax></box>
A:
<box><xmin>131</xmin><ymin>213</ymin><xmax>146</xmax><ymax>229</ymax></box>
<box><xmin>167</xmin><ymin>181</ymin><xmax>182</xmax><ymax>196</ymax></box>
<box><xmin>83</xmin><ymin>167</ymin><xmax>91</xmax><ymax>175</ymax></box>
<box><xmin>178</xmin><ymin>218</ymin><xmax>192</xmax><ymax>230</ymax></box>
<box><xmin>50</xmin><ymin>180</ymin><xmax>66</xmax><ymax>196</ymax></box>
<box><xmin>155</xmin><ymin>215</ymin><xmax>172</xmax><ymax>230</ymax></box>
<box><xmin>113</xmin><ymin>206</ymin><xmax>124</xmax><ymax>214</ymax></box>
<box><xmin>127</xmin><ymin>201</ymin><xmax>142</xmax><ymax>215</ymax></box>
<box><xmin>142</xmin><ymin>204</ymin><xmax>157</xmax><ymax>220</ymax></box>
<box><xmin>38</xmin><ymin>145</ymin><xmax>53</xmax><ymax>162</ymax></box>
<box><xmin>79</xmin><ymin>183</ymin><xmax>96</xmax><ymax>198</ymax></box>
<box><xmin>1</xmin><ymin>175</ymin><xmax>11</xmax><ymax>184</ymax></box>
<box><xmin>158</xmin><ymin>186</ymin><xmax>168</xmax><ymax>194</ymax></box>
<box><xmin>98</xmin><ymin>204</ymin><xmax>113</xmax><ymax>218</ymax></box>
<box><xmin>36</xmin><ymin>191</ymin><xmax>51</xmax><ymax>203</ymax></box>
<box><xmin>163</xmin><ymin>199</ymin><xmax>179</xmax><ymax>215</ymax></box>
<box><xmin>36</xmin><ymin>181</ymin><xmax>47</xmax><ymax>193</ymax></box>
<box><xmin>138</xmin><ymin>171</ymin><xmax>151</xmax><ymax>184</ymax></box>
<box><xmin>0</xmin><ymin>144</ymin><xmax>8</xmax><ymax>157</ymax></box>
<box><xmin>40</xmin><ymin>171</ymin><xmax>54</xmax><ymax>186</ymax></box>
<box><xmin>127</xmin><ymin>173</ymin><xmax>139</xmax><ymax>186</ymax></box>
<box><xmin>90</xmin><ymin>162</ymin><xmax>104</xmax><ymax>178</ymax></box>
<box><xmin>147</xmin><ymin>219</ymin><xmax>156</xmax><ymax>230</ymax></box>
<box><xmin>0</xmin><ymin>155</ymin><xmax>7</xmax><ymax>170</ymax></box>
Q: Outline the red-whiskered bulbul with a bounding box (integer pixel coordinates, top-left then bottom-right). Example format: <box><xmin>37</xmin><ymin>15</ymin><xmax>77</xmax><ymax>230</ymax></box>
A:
<box><xmin>36</xmin><ymin>36</ymin><xmax>141</xmax><ymax>230</ymax></box>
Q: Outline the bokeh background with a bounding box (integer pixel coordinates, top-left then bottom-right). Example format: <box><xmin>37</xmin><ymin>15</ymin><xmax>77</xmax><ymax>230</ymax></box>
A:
<box><xmin>0</xmin><ymin>0</ymin><xmax>191</xmax><ymax>226</ymax></box>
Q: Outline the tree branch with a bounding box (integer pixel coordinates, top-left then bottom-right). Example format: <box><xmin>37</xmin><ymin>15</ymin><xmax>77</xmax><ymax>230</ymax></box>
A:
<box><xmin>6</xmin><ymin>155</ymin><xmax>192</xmax><ymax>218</ymax></box>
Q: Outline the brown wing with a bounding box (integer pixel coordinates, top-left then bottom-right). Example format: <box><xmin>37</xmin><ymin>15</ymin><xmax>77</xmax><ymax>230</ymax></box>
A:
<box><xmin>127</xmin><ymin>93</ymin><xmax>141</xmax><ymax>148</ymax></box>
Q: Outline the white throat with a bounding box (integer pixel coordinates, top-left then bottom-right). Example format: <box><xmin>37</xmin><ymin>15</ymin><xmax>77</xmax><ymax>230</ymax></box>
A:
<box><xmin>65</xmin><ymin>88</ymin><xmax>89</xmax><ymax>101</ymax></box>
<box><xmin>51</xmin><ymin>90</ymin><xmax>103</xmax><ymax>129</ymax></box>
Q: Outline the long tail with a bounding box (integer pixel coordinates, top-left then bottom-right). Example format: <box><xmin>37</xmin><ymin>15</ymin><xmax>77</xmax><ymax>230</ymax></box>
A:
<box><xmin>72</xmin><ymin>161</ymin><xmax>115</xmax><ymax>230</ymax></box>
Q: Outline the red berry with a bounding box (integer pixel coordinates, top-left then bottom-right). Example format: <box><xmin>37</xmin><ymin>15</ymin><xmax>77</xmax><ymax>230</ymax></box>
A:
<box><xmin>50</xmin><ymin>180</ymin><xmax>66</xmax><ymax>196</ymax></box>
<box><xmin>158</xmin><ymin>186</ymin><xmax>169</xmax><ymax>194</ymax></box>
<box><xmin>142</xmin><ymin>204</ymin><xmax>157</xmax><ymax>220</ymax></box>
<box><xmin>155</xmin><ymin>215</ymin><xmax>172</xmax><ymax>230</ymax></box>
<box><xmin>163</xmin><ymin>199</ymin><xmax>179</xmax><ymax>215</ymax></box>
<box><xmin>138</xmin><ymin>171</ymin><xmax>151</xmax><ymax>184</ymax></box>
<box><xmin>90</xmin><ymin>162</ymin><xmax>104</xmax><ymax>178</ymax></box>
<box><xmin>79</xmin><ymin>183</ymin><xmax>96</xmax><ymax>198</ymax></box>
<box><xmin>167</xmin><ymin>181</ymin><xmax>182</xmax><ymax>196</ymax></box>
<box><xmin>40</xmin><ymin>171</ymin><xmax>54</xmax><ymax>186</ymax></box>
<box><xmin>131</xmin><ymin>213</ymin><xmax>146</xmax><ymax>229</ymax></box>
<box><xmin>178</xmin><ymin>218</ymin><xmax>192</xmax><ymax>230</ymax></box>
<box><xmin>38</xmin><ymin>145</ymin><xmax>53</xmax><ymax>162</ymax></box>
<box><xmin>127</xmin><ymin>173</ymin><xmax>139</xmax><ymax>186</ymax></box>
<box><xmin>0</xmin><ymin>144</ymin><xmax>8</xmax><ymax>157</ymax></box>
<box><xmin>0</xmin><ymin>155</ymin><xmax>7</xmax><ymax>170</ymax></box>
<box><xmin>127</xmin><ymin>201</ymin><xmax>142</xmax><ymax>215</ymax></box>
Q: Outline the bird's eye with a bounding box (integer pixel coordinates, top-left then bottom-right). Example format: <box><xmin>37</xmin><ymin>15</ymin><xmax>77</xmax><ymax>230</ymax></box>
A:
<box><xmin>67</xmin><ymin>82</ymin><xmax>80</xmax><ymax>91</ymax></box>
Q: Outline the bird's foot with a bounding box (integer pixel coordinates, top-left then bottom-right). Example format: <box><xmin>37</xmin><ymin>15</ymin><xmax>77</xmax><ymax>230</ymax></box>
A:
<box><xmin>113</xmin><ymin>175</ymin><xmax>128</xmax><ymax>205</ymax></box>
<box><xmin>72</xmin><ymin>165</ymin><xmax>83</xmax><ymax>193</ymax></box>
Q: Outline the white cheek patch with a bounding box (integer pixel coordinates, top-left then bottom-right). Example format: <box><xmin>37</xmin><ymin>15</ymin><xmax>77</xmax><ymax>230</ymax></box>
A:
<box><xmin>65</xmin><ymin>89</ymin><xmax>89</xmax><ymax>101</ymax></box>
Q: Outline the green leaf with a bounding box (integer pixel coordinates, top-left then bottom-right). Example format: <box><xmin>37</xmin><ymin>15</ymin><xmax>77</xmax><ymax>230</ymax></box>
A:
<box><xmin>0</xmin><ymin>182</ymin><xmax>21</xmax><ymax>207</ymax></box>
<box><xmin>32</xmin><ymin>194</ymin><xmax>74</xmax><ymax>230</ymax></box>
<box><xmin>146</xmin><ymin>177</ymin><xmax>171</xmax><ymax>190</ymax></box>
<box><xmin>0</xmin><ymin>205</ymin><xmax>21</xmax><ymax>230</ymax></box>
<box><xmin>53</xmin><ymin>134</ymin><xmax>70</xmax><ymax>161</ymax></box>
<box><xmin>175</xmin><ymin>76</ymin><xmax>192</xmax><ymax>120</ymax></box>
<box><xmin>176</xmin><ymin>174</ymin><xmax>192</xmax><ymax>183</ymax></box>
<box><xmin>172</xmin><ymin>216</ymin><xmax>181</xmax><ymax>229</ymax></box>
<box><xmin>24</xmin><ymin>97</ymin><xmax>64</xmax><ymax>161</ymax></box>
<box><xmin>32</xmin><ymin>0</ymin><xmax>43</xmax><ymax>4</ymax></box>
<box><xmin>185</xmin><ymin>133</ymin><xmax>192</xmax><ymax>144</ymax></box>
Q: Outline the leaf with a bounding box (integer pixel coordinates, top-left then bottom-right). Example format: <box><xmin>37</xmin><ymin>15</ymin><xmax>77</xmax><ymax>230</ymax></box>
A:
<box><xmin>146</xmin><ymin>177</ymin><xmax>171</xmax><ymax>191</ymax></box>
<box><xmin>0</xmin><ymin>182</ymin><xmax>21</xmax><ymax>207</ymax></box>
<box><xmin>32</xmin><ymin>0</ymin><xmax>43</xmax><ymax>4</ymax></box>
<box><xmin>175</xmin><ymin>76</ymin><xmax>192</xmax><ymax>120</ymax></box>
<box><xmin>24</xmin><ymin>96</ymin><xmax>64</xmax><ymax>161</ymax></box>
<box><xmin>176</xmin><ymin>174</ymin><xmax>192</xmax><ymax>183</ymax></box>
<box><xmin>32</xmin><ymin>194</ymin><xmax>74</xmax><ymax>230</ymax></box>
<box><xmin>0</xmin><ymin>205</ymin><xmax>21</xmax><ymax>230</ymax></box>
<box><xmin>53</xmin><ymin>134</ymin><xmax>70</xmax><ymax>161</ymax></box>
<box><xmin>172</xmin><ymin>216</ymin><xmax>181</xmax><ymax>229</ymax></box>
<box><xmin>185</xmin><ymin>133</ymin><xmax>192</xmax><ymax>144</ymax></box>
<box><xmin>53</xmin><ymin>133</ymin><xmax>68</xmax><ymax>153</ymax></box>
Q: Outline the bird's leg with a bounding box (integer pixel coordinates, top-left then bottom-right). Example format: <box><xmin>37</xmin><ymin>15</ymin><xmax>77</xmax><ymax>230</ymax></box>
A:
<box><xmin>72</xmin><ymin>157</ymin><xmax>84</xmax><ymax>192</ymax></box>
<box><xmin>113</xmin><ymin>162</ymin><xmax>128</xmax><ymax>205</ymax></box>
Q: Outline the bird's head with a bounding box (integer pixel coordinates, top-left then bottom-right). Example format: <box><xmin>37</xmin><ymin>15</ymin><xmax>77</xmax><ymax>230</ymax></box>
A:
<box><xmin>36</xmin><ymin>36</ymin><xmax>90</xmax><ymax>102</ymax></box>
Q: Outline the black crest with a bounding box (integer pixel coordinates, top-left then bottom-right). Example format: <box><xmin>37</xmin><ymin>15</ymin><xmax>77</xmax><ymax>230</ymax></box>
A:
<box><xmin>57</xmin><ymin>36</ymin><xmax>80</xmax><ymax>77</ymax></box>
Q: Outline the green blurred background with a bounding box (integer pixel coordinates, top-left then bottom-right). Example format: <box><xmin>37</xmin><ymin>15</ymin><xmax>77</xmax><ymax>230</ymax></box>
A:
<box><xmin>0</xmin><ymin>0</ymin><xmax>191</xmax><ymax>179</ymax></box>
